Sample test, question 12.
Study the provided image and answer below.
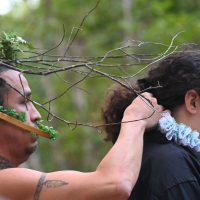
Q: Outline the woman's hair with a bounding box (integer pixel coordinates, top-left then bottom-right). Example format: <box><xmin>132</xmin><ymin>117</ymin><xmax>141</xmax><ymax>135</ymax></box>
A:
<box><xmin>101</xmin><ymin>82</ymin><xmax>140</xmax><ymax>143</ymax></box>
<box><xmin>101</xmin><ymin>51</ymin><xmax>200</xmax><ymax>143</ymax></box>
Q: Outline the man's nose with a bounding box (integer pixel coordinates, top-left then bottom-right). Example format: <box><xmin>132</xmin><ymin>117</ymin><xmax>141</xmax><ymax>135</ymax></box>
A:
<box><xmin>31</xmin><ymin>104</ymin><xmax>41</xmax><ymax>122</ymax></box>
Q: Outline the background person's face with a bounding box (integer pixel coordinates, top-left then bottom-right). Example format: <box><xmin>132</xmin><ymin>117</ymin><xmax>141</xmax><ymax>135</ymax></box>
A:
<box><xmin>0</xmin><ymin>70</ymin><xmax>41</xmax><ymax>164</ymax></box>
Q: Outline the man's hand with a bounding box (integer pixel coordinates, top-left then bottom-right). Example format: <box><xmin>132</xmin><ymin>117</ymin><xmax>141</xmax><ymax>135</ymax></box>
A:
<box><xmin>123</xmin><ymin>92</ymin><xmax>170</xmax><ymax>130</ymax></box>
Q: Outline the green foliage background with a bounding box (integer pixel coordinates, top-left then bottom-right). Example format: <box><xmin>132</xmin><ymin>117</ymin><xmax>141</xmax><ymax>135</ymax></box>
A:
<box><xmin>0</xmin><ymin>0</ymin><xmax>200</xmax><ymax>172</ymax></box>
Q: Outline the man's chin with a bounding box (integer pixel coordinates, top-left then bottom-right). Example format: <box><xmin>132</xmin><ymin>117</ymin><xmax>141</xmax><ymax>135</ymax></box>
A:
<box><xmin>26</xmin><ymin>143</ymin><xmax>38</xmax><ymax>157</ymax></box>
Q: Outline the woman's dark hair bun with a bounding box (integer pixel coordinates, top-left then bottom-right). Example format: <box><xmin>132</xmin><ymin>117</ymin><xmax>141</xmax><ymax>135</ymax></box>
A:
<box><xmin>101</xmin><ymin>82</ymin><xmax>140</xmax><ymax>144</ymax></box>
<box><xmin>137</xmin><ymin>78</ymin><xmax>150</xmax><ymax>91</ymax></box>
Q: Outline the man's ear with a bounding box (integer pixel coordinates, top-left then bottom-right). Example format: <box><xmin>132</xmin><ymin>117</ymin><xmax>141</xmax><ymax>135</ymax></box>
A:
<box><xmin>185</xmin><ymin>90</ymin><xmax>200</xmax><ymax>114</ymax></box>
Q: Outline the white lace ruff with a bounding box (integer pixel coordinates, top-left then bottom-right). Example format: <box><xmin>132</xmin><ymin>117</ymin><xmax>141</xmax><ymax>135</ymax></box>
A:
<box><xmin>158</xmin><ymin>112</ymin><xmax>200</xmax><ymax>152</ymax></box>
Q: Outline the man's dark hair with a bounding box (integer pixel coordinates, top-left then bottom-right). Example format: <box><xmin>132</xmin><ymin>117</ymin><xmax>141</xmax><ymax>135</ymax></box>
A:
<box><xmin>146</xmin><ymin>52</ymin><xmax>200</xmax><ymax>110</ymax></box>
<box><xmin>0</xmin><ymin>64</ymin><xmax>11</xmax><ymax>107</ymax></box>
<box><xmin>101</xmin><ymin>51</ymin><xmax>200</xmax><ymax>143</ymax></box>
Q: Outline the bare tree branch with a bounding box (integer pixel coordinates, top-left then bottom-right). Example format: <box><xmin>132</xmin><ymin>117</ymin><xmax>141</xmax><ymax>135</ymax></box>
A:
<box><xmin>0</xmin><ymin>0</ymin><xmax>194</xmax><ymax>132</ymax></box>
<box><xmin>42</xmin><ymin>68</ymin><xmax>93</xmax><ymax>105</ymax></box>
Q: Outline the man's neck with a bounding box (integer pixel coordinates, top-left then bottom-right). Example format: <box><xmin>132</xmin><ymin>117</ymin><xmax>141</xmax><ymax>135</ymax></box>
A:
<box><xmin>172</xmin><ymin>105</ymin><xmax>200</xmax><ymax>133</ymax></box>
<box><xmin>0</xmin><ymin>155</ymin><xmax>13</xmax><ymax>170</ymax></box>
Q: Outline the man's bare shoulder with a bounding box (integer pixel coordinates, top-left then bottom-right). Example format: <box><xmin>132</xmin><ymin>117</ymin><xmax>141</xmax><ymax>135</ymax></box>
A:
<box><xmin>0</xmin><ymin>167</ymin><xmax>42</xmax><ymax>179</ymax></box>
<box><xmin>0</xmin><ymin>168</ymin><xmax>42</xmax><ymax>200</ymax></box>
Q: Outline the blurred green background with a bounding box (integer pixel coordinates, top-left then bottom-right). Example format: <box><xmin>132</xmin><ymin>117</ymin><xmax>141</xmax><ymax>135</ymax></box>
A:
<box><xmin>0</xmin><ymin>0</ymin><xmax>200</xmax><ymax>172</ymax></box>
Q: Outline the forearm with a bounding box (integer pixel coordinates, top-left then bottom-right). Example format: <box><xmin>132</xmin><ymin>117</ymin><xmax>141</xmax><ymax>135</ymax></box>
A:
<box><xmin>96</xmin><ymin>92</ymin><xmax>164</xmax><ymax>198</ymax></box>
<box><xmin>97</xmin><ymin>120</ymin><xmax>145</xmax><ymax>193</ymax></box>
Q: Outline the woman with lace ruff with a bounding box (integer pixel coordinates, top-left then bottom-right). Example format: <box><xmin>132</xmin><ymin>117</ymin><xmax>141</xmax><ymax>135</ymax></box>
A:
<box><xmin>101</xmin><ymin>52</ymin><xmax>200</xmax><ymax>200</ymax></box>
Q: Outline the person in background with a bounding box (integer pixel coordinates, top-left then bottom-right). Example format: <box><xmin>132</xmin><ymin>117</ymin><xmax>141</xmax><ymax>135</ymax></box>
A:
<box><xmin>102</xmin><ymin>52</ymin><xmax>200</xmax><ymax>200</ymax></box>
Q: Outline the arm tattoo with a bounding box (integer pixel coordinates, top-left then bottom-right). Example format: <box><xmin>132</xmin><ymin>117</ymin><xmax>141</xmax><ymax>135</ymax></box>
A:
<box><xmin>34</xmin><ymin>173</ymin><xmax>69</xmax><ymax>200</ymax></box>
<box><xmin>34</xmin><ymin>173</ymin><xmax>47</xmax><ymax>200</ymax></box>
<box><xmin>43</xmin><ymin>180</ymin><xmax>68</xmax><ymax>188</ymax></box>
<box><xmin>0</xmin><ymin>155</ymin><xmax>13</xmax><ymax>170</ymax></box>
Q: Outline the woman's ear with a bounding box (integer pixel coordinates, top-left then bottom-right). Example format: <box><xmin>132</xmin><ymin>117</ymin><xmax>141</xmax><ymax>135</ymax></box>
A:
<box><xmin>185</xmin><ymin>90</ymin><xmax>200</xmax><ymax>114</ymax></box>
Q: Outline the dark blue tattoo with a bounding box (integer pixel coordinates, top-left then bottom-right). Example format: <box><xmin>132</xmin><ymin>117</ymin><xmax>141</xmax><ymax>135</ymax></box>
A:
<box><xmin>34</xmin><ymin>173</ymin><xmax>69</xmax><ymax>200</ymax></box>
<box><xmin>0</xmin><ymin>155</ymin><xmax>12</xmax><ymax>170</ymax></box>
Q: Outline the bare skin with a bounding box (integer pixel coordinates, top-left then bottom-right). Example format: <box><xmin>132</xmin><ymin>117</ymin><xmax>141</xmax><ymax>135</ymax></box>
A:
<box><xmin>172</xmin><ymin>89</ymin><xmax>200</xmax><ymax>136</ymax></box>
<box><xmin>0</xmin><ymin>70</ymin><xmax>164</xmax><ymax>200</ymax></box>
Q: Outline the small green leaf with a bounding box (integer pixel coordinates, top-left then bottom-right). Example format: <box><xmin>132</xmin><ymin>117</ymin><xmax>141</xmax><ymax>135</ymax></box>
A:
<box><xmin>3</xmin><ymin>32</ymin><xmax>10</xmax><ymax>41</ymax></box>
<box><xmin>12</xmin><ymin>45</ymin><xmax>24</xmax><ymax>53</ymax></box>
<box><xmin>19</xmin><ymin>112</ymin><xmax>26</xmax><ymax>122</ymax></box>
<box><xmin>36</xmin><ymin>121</ymin><xmax>59</xmax><ymax>140</ymax></box>
<box><xmin>6</xmin><ymin>30</ymin><xmax>17</xmax><ymax>38</ymax></box>
<box><xmin>25</xmin><ymin>43</ymin><xmax>39</xmax><ymax>50</ymax></box>
<box><xmin>42</xmin><ymin>61</ymin><xmax>48</xmax><ymax>65</ymax></box>
<box><xmin>16</xmin><ymin>63</ymin><xmax>24</xmax><ymax>69</ymax></box>
<box><xmin>6</xmin><ymin>108</ymin><xmax>12</xmax><ymax>114</ymax></box>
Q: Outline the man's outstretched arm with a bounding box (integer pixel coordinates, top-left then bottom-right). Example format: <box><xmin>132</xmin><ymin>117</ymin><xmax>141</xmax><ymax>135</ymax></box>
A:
<box><xmin>0</xmin><ymin>93</ymin><xmax>164</xmax><ymax>200</ymax></box>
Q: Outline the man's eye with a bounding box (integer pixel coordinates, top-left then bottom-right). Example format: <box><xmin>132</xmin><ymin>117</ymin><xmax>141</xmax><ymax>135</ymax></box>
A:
<box><xmin>22</xmin><ymin>100</ymin><xmax>29</xmax><ymax>104</ymax></box>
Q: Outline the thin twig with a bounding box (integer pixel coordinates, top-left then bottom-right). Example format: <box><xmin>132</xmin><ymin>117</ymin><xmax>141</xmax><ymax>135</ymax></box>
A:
<box><xmin>96</xmin><ymin>111</ymin><xmax>155</xmax><ymax>128</ymax></box>
<box><xmin>19</xmin><ymin>72</ymin><xmax>28</xmax><ymax>110</ymax></box>
<box><xmin>42</xmin><ymin>68</ymin><xmax>93</xmax><ymax>105</ymax></box>
<box><xmin>65</xmin><ymin>0</ymin><xmax>100</xmax><ymax>55</ymax></box>
<box><xmin>55</xmin><ymin>72</ymin><xmax>90</xmax><ymax>94</ymax></box>
<box><xmin>20</xmin><ymin>25</ymin><xmax>66</xmax><ymax>60</ymax></box>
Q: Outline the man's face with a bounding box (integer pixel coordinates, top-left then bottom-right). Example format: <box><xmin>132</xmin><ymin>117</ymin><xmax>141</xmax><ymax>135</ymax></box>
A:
<box><xmin>0</xmin><ymin>70</ymin><xmax>41</xmax><ymax>163</ymax></box>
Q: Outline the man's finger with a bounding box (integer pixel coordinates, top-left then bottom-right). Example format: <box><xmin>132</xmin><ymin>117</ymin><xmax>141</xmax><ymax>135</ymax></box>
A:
<box><xmin>141</xmin><ymin>92</ymin><xmax>153</xmax><ymax>98</ymax></box>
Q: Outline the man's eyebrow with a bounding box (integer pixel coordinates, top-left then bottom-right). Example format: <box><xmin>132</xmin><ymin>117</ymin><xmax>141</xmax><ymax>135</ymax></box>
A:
<box><xmin>18</xmin><ymin>91</ymin><xmax>32</xmax><ymax>99</ymax></box>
